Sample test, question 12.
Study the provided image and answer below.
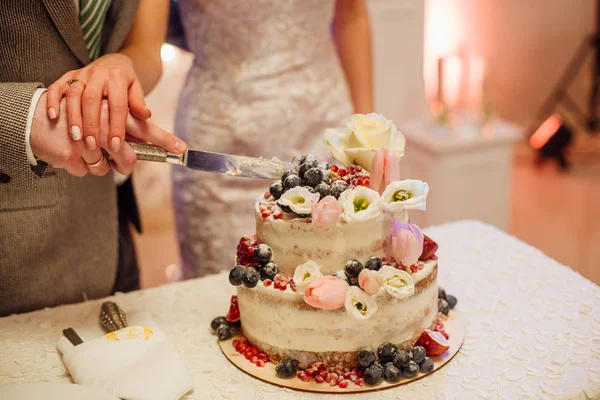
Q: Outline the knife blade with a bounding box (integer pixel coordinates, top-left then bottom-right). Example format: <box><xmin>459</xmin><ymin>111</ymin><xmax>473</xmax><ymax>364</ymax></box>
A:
<box><xmin>110</xmin><ymin>141</ymin><xmax>297</xmax><ymax>180</ymax></box>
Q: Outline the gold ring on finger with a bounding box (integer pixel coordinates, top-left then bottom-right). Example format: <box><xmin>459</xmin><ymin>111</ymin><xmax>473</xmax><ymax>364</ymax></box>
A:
<box><xmin>67</xmin><ymin>78</ymin><xmax>86</xmax><ymax>89</ymax></box>
<box><xmin>84</xmin><ymin>154</ymin><xmax>105</xmax><ymax>168</ymax></box>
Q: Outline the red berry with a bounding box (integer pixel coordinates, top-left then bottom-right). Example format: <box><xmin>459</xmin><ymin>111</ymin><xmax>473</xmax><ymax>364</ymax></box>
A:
<box><xmin>256</xmin><ymin>360</ymin><xmax>265</xmax><ymax>367</ymax></box>
<box><xmin>297</xmin><ymin>371</ymin><xmax>310</xmax><ymax>382</ymax></box>
<box><xmin>279</xmin><ymin>283</ymin><xmax>287</xmax><ymax>291</ymax></box>
<box><xmin>261</xmin><ymin>211</ymin><xmax>271</xmax><ymax>219</ymax></box>
<box><xmin>251</xmin><ymin>355</ymin><xmax>258</xmax><ymax>363</ymax></box>
<box><xmin>250</xmin><ymin>347</ymin><xmax>258</xmax><ymax>356</ymax></box>
<box><xmin>330</xmin><ymin>165</ymin><xmax>339</xmax><ymax>173</ymax></box>
<box><xmin>355</xmin><ymin>378</ymin><xmax>365</xmax><ymax>387</ymax></box>
<box><xmin>238</xmin><ymin>343</ymin><xmax>247</xmax><ymax>353</ymax></box>
<box><xmin>315</xmin><ymin>375</ymin><xmax>325</xmax><ymax>383</ymax></box>
<box><xmin>348</xmin><ymin>165</ymin><xmax>355</xmax><ymax>174</ymax></box>
<box><xmin>233</xmin><ymin>339</ymin><xmax>240</xmax><ymax>348</ymax></box>
<box><xmin>305</xmin><ymin>367</ymin><xmax>317</xmax><ymax>377</ymax></box>
<box><xmin>319</xmin><ymin>370</ymin><xmax>328</xmax><ymax>379</ymax></box>
<box><xmin>226</xmin><ymin>295</ymin><xmax>240</xmax><ymax>322</ymax></box>
<box><xmin>273</xmin><ymin>280</ymin><xmax>281</xmax><ymax>289</ymax></box>
<box><xmin>264</xmin><ymin>279</ymin><xmax>272</xmax><ymax>287</ymax></box>
<box><xmin>338</xmin><ymin>169</ymin><xmax>347</xmax><ymax>177</ymax></box>
<box><xmin>338</xmin><ymin>379</ymin><xmax>349</xmax><ymax>389</ymax></box>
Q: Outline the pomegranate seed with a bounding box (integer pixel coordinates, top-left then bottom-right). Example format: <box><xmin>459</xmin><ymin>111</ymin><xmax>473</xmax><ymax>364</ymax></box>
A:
<box><xmin>250</xmin><ymin>347</ymin><xmax>259</xmax><ymax>356</ymax></box>
<box><xmin>264</xmin><ymin>279</ymin><xmax>272</xmax><ymax>287</ymax></box>
<box><xmin>297</xmin><ymin>371</ymin><xmax>310</xmax><ymax>382</ymax></box>
<box><xmin>315</xmin><ymin>375</ymin><xmax>325</xmax><ymax>383</ymax></box>
<box><xmin>319</xmin><ymin>370</ymin><xmax>328</xmax><ymax>379</ymax></box>
<box><xmin>330</xmin><ymin>165</ymin><xmax>339</xmax><ymax>173</ymax></box>
<box><xmin>259</xmin><ymin>204</ymin><xmax>267</xmax><ymax>211</ymax></box>
<box><xmin>261</xmin><ymin>211</ymin><xmax>271</xmax><ymax>218</ymax></box>
<box><xmin>274</xmin><ymin>213</ymin><xmax>283</xmax><ymax>220</ymax></box>
<box><xmin>338</xmin><ymin>380</ymin><xmax>349</xmax><ymax>389</ymax></box>
<box><xmin>314</xmin><ymin>362</ymin><xmax>325</xmax><ymax>370</ymax></box>
<box><xmin>289</xmin><ymin>280</ymin><xmax>296</xmax><ymax>292</ymax></box>
<box><xmin>349</xmin><ymin>373</ymin><xmax>358</xmax><ymax>382</ymax></box>
<box><xmin>256</xmin><ymin>360</ymin><xmax>265</xmax><ymax>367</ymax></box>
<box><xmin>279</xmin><ymin>283</ymin><xmax>287</xmax><ymax>291</ymax></box>
<box><xmin>305</xmin><ymin>367</ymin><xmax>317</xmax><ymax>377</ymax></box>
<box><xmin>338</xmin><ymin>169</ymin><xmax>347</xmax><ymax>177</ymax></box>
<box><xmin>238</xmin><ymin>344</ymin><xmax>247</xmax><ymax>353</ymax></box>
<box><xmin>348</xmin><ymin>166</ymin><xmax>355</xmax><ymax>174</ymax></box>
<box><xmin>274</xmin><ymin>274</ymin><xmax>283</xmax><ymax>282</ymax></box>
<box><xmin>245</xmin><ymin>353</ymin><xmax>252</xmax><ymax>360</ymax></box>
<box><xmin>355</xmin><ymin>378</ymin><xmax>365</xmax><ymax>387</ymax></box>
<box><xmin>273</xmin><ymin>280</ymin><xmax>281</xmax><ymax>289</ymax></box>
<box><xmin>328</xmin><ymin>377</ymin><xmax>339</xmax><ymax>386</ymax></box>
<box><xmin>251</xmin><ymin>355</ymin><xmax>258</xmax><ymax>363</ymax></box>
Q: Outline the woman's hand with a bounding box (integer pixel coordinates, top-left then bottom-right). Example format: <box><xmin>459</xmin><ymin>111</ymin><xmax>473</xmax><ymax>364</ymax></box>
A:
<box><xmin>45</xmin><ymin>54</ymin><xmax>152</xmax><ymax>153</ymax></box>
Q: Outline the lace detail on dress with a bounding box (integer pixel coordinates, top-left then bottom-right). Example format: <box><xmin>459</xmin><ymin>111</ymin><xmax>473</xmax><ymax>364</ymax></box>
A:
<box><xmin>172</xmin><ymin>0</ymin><xmax>353</xmax><ymax>278</ymax></box>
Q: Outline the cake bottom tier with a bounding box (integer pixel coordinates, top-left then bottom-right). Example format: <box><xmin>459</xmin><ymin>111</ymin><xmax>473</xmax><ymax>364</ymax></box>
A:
<box><xmin>237</xmin><ymin>262</ymin><xmax>438</xmax><ymax>368</ymax></box>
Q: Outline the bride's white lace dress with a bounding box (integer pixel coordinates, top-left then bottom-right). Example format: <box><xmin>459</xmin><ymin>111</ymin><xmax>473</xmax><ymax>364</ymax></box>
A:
<box><xmin>173</xmin><ymin>0</ymin><xmax>353</xmax><ymax>278</ymax></box>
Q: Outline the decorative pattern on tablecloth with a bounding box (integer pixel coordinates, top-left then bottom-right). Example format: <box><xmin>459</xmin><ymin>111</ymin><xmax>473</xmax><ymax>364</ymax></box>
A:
<box><xmin>1</xmin><ymin>221</ymin><xmax>599</xmax><ymax>399</ymax></box>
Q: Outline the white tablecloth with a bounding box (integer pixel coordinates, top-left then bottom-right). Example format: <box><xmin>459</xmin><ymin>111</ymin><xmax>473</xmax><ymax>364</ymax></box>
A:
<box><xmin>1</xmin><ymin>220</ymin><xmax>600</xmax><ymax>400</ymax></box>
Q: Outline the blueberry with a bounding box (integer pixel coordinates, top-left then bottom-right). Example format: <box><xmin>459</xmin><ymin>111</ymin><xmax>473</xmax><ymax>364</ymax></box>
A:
<box><xmin>318</xmin><ymin>161</ymin><xmax>329</xmax><ymax>170</ymax></box>
<box><xmin>402</xmin><ymin>361</ymin><xmax>419</xmax><ymax>378</ymax></box>
<box><xmin>383</xmin><ymin>362</ymin><xmax>402</xmax><ymax>383</ymax></box>
<box><xmin>216</xmin><ymin>324</ymin><xmax>233</xmax><ymax>341</ymax></box>
<box><xmin>229</xmin><ymin>266</ymin><xmax>246</xmax><ymax>286</ymax></box>
<box><xmin>314</xmin><ymin>183</ymin><xmax>331</xmax><ymax>199</ymax></box>
<box><xmin>303</xmin><ymin>168</ymin><xmax>323</xmax><ymax>187</ymax></box>
<box><xmin>330</xmin><ymin>180</ymin><xmax>349</xmax><ymax>199</ymax></box>
<box><xmin>438</xmin><ymin>287</ymin><xmax>447</xmax><ymax>301</ymax></box>
<box><xmin>260</xmin><ymin>262</ymin><xmax>278</xmax><ymax>280</ymax></box>
<box><xmin>392</xmin><ymin>349</ymin><xmax>412</xmax><ymax>368</ymax></box>
<box><xmin>281</xmin><ymin>169</ymin><xmax>296</xmax><ymax>183</ymax></box>
<box><xmin>377</xmin><ymin>343</ymin><xmax>398</xmax><ymax>364</ymax></box>
<box><xmin>419</xmin><ymin>357</ymin><xmax>434</xmax><ymax>373</ymax></box>
<box><xmin>321</xmin><ymin>170</ymin><xmax>332</xmax><ymax>184</ymax></box>
<box><xmin>302</xmin><ymin>154</ymin><xmax>318</xmax><ymax>166</ymax></box>
<box><xmin>298</xmin><ymin>162</ymin><xmax>313</xmax><ymax>178</ymax></box>
<box><xmin>275</xmin><ymin>359</ymin><xmax>298</xmax><ymax>378</ymax></box>
<box><xmin>278</xmin><ymin>204</ymin><xmax>292</xmax><ymax>213</ymax></box>
<box><xmin>438</xmin><ymin>298</ymin><xmax>450</xmax><ymax>316</ymax></box>
<box><xmin>364</xmin><ymin>362</ymin><xmax>384</xmax><ymax>386</ymax></box>
<box><xmin>345</xmin><ymin>259</ymin><xmax>364</xmax><ymax>278</ymax></box>
<box><xmin>284</xmin><ymin>174</ymin><xmax>301</xmax><ymax>190</ymax></box>
<box><xmin>242</xmin><ymin>268</ymin><xmax>259</xmax><ymax>288</ymax></box>
<box><xmin>411</xmin><ymin>346</ymin><xmax>426</xmax><ymax>364</ymax></box>
<box><xmin>210</xmin><ymin>316</ymin><xmax>229</xmax><ymax>332</ymax></box>
<box><xmin>253</xmin><ymin>244</ymin><xmax>273</xmax><ymax>264</ymax></box>
<box><xmin>446</xmin><ymin>295</ymin><xmax>458</xmax><ymax>309</ymax></box>
<box><xmin>357</xmin><ymin>349</ymin><xmax>376</xmax><ymax>367</ymax></box>
<box><xmin>365</xmin><ymin>257</ymin><xmax>383</xmax><ymax>271</ymax></box>
<box><xmin>269</xmin><ymin>180</ymin><xmax>284</xmax><ymax>199</ymax></box>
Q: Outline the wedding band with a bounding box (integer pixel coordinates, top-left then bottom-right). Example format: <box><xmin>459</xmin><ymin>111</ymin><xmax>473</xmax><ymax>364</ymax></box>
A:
<box><xmin>85</xmin><ymin>154</ymin><xmax>105</xmax><ymax>168</ymax></box>
<box><xmin>67</xmin><ymin>78</ymin><xmax>86</xmax><ymax>89</ymax></box>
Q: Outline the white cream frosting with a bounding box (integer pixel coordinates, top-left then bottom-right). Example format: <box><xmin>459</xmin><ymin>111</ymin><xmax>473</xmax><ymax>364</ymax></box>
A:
<box><xmin>237</xmin><ymin>260</ymin><xmax>437</xmax><ymax>353</ymax></box>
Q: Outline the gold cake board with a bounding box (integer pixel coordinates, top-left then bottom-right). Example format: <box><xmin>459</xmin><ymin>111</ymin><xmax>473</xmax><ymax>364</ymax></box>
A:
<box><xmin>219</xmin><ymin>310</ymin><xmax>465</xmax><ymax>393</ymax></box>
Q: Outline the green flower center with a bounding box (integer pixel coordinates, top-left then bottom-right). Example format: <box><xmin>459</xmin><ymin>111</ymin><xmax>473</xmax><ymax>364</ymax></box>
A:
<box><xmin>303</xmin><ymin>272</ymin><xmax>311</xmax><ymax>281</ymax></box>
<box><xmin>392</xmin><ymin>190</ymin><xmax>411</xmax><ymax>202</ymax></box>
<box><xmin>353</xmin><ymin>197</ymin><xmax>370</xmax><ymax>213</ymax></box>
<box><xmin>292</xmin><ymin>196</ymin><xmax>305</xmax><ymax>204</ymax></box>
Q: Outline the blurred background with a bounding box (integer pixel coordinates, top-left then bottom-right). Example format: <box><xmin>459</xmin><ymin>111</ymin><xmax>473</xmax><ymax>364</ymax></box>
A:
<box><xmin>134</xmin><ymin>0</ymin><xmax>600</xmax><ymax>288</ymax></box>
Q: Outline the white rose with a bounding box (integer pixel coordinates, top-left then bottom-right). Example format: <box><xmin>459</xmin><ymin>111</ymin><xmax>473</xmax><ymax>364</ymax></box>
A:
<box><xmin>278</xmin><ymin>187</ymin><xmax>320</xmax><ymax>215</ymax></box>
<box><xmin>338</xmin><ymin>186</ymin><xmax>381</xmax><ymax>222</ymax></box>
<box><xmin>345</xmin><ymin>286</ymin><xmax>378</xmax><ymax>321</ymax></box>
<box><xmin>324</xmin><ymin>113</ymin><xmax>406</xmax><ymax>171</ymax></box>
<box><xmin>293</xmin><ymin>261</ymin><xmax>323</xmax><ymax>294</ymax></box>
<box><xmin>380</xmin><ymin>180</ymin><xmax>429</xmax><ymax>214</ymax></box>
<box><xmin>377</xmin><ymin>266</ymin><xmax>415</xmax><ymax>300</ymax></box>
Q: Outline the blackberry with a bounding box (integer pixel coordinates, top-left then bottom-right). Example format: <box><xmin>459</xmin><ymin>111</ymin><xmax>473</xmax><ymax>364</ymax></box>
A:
<box><xmin>383</xmin><ymin>362</ymin><xmax>402</xmax><ymax>383</ymax></box>
<box><xmin>228</xmin><ymin>266</ymin><xmax>246</xmax><ymax>286</ymax></box>
<box><xmin>253</xmin><ymin>243</ymin><xmax>273</xmax><ymax>264</ymax></box>
<box><xmin>364</xmin><ymin>362</ymin><xmax>384</xmax><ymax>386</ymax></box>
<box><xmin>260</xmin><ymin>262</ymin><xmax>278</xmax><ymax>281</ymax></box>
<box><xmin>411</xmin><ymin>346</ymin><xmax>426</xmax><ymax>364</ymax></box>
<box><xmin>357</xmin><ymin>349</ymin><xmax>376</xmax><ymax>367</ymax></box>
<box><xmin>303</xmin><ymin>168</ymin><xmax>323</xmax><ymax>187</ymax></box>
<box><xmin>242</xmin><ymin>268</ymin><xmax>259</xmax><ymax>288</ymax></box>
<box><xmin>419</xmin><ymin>357</ymin><xmax>434</xmax><ymax>373</ymax></box>
<box><xmin>330</xmin><ymin>180</ymin><xmax>349</xmax><ymax>199</ymax></box>
<box><xmin>344</xmin><ymin>259</ymin><xmax>363</xmax><ymax>278</ymax></box>
<box><xmin>275</xmin><ymin>359</ymin><xmax>298</xmax><ymax>378</ymax></box>
<box><xmin>283</xmin><ymin>174</ymin><xmax>301</xmax><ymax>190</ymax></box>
<box><xmin>210</xmin><ymin>316</ymin><xmax>229</xmax><ymax>332</ymax></box>
<box><xmin>446</xmin><ymin>295</ymin><xmax>458</xmax><ymax>309</ymax></box>
<box><xmin>438</xmin><ymin>298</ymin><xmax>450</xmax><ymax>316</ymax></box>
<box><xmin>365</xmin><ymin>257</ymin><xmax>383</xmax><ymax>271</ymax></box>
<box><xmin>393</xmin><ymin>349</ymin><xmax>412</xmax><ymax>368</ymax></box>
<box><xmin>377</xmin><ymin>343</ymin><xmax>398</xmax><ymax>364</ymax></box>
<box><xmin>402</xmin><ymin>361</ymin><xmax>419</xmax><ymax>378</ymax></box>
<box><xmin>269</xmin><ymin>180</ymin><xmax>284</xmax><ymax>199</ymax></box>
<box><xmin>314</xmin><ymin>182</ymin><xmax>331</xmax><ymax>199</ymax></box>
<box><xmin>216</xmin><ymin>324</ymin><xmax>233</xmax><ymax>341</ymax></box>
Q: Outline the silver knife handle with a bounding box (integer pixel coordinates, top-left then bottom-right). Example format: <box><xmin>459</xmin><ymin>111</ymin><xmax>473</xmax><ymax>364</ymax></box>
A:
<box><xmin>103</xmin><ymin>141</ymin><xmax>184</xmax><ymax>165</ymax></box>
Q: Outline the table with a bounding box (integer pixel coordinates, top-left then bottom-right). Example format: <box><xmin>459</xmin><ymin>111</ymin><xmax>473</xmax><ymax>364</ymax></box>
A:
<box><xmin>1</xmin><ymin>221</ymin><xmax>600</xmax><ymax>399</ymax></box>
<box><xmin>399</xmin><ymin>119</ymin><xmax>522</xmax><ymax>231</ymax></box>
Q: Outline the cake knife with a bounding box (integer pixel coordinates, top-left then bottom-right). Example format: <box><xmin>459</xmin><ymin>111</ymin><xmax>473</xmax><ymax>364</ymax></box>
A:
<box><xmin>106</xmin><ymin>141</ymin><xmax>296</xmax><ymax>180</ymax></box>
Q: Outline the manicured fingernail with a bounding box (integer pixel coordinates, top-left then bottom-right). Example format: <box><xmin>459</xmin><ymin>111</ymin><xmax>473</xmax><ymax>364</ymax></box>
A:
<box><xmin>110</xmin><ymin>137</ymin><xmax>121</xmax><ymax>152</ymax></box>
<box><xmin>175</xmin><ymin>139</ymin><xmax>186</xmax><ymax>152</ymax></box>
<box><xmin>48</xmin><ymin>107</ymin><xmax>57</xmax><ymax>120</ymax></box>
<box><xmin>85</xmin><ymin>136</ymin><xmax>97</xmax><ymax>151</ymax></box>
<box><xmin>70</xmin><ymin>125</ymin><xmax>82</xmax><ymax>141</ymax></box>
<box><xmin>146</xmin><ymin>108</ymin><xmax>152</xmax><ymax>118</ymax></box>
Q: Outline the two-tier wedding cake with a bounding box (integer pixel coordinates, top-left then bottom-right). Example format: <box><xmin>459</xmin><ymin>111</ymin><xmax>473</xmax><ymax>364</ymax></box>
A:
<box><xmin>211</xmin><ymin>114</ymin><xmax>457</xmax><ymax>388</ymax></box>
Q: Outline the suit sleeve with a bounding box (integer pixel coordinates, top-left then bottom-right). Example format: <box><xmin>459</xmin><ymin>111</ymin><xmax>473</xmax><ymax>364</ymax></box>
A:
<box><xmin>0</xmin><ymin>82</ymin><xmax>48</xmax><ymax>189</ymax></box>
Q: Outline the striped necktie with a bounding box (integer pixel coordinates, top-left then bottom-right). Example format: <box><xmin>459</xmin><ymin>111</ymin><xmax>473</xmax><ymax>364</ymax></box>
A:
<box><xmin>79</xmin><ymin>0</ymin><xmax>111</xmax><ymax>60</ymax></box>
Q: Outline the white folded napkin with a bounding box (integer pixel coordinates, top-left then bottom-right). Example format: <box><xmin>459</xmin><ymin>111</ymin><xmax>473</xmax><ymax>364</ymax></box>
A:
<box><xmin>57</xmin><ymin>321</ymin><xmax>193</xmax><ymax>400</ymax></box>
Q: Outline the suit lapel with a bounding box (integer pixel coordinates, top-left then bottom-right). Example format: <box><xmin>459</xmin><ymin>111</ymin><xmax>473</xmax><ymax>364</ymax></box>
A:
<box><xmin>42</xmin><ymin>0</ymin><xmax>91</xmax><ymax>66</ymax></box>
